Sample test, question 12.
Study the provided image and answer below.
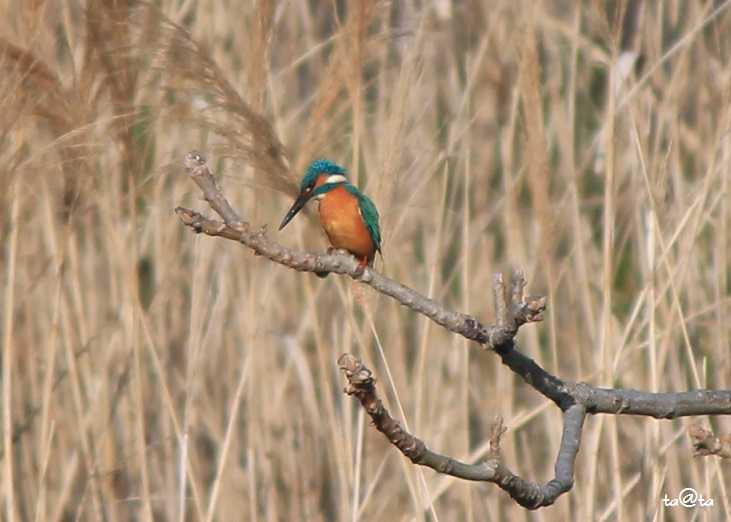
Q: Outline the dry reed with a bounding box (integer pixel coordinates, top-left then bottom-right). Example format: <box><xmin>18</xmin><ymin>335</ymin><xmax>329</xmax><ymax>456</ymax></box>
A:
<box><xmin>1</xmin><ymin>1</ymin><xmax>729</xmax><ymax>520</ymax></box>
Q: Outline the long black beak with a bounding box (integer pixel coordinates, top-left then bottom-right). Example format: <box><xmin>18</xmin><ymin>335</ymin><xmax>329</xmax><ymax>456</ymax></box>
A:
<box><xmin>279</xmin><ymin>191</ymin><xmax>312</xmax><ymax>230</ymax></box>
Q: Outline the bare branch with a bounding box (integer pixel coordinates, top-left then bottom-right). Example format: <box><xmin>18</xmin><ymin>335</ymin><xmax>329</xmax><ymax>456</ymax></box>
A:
<box><xmin>689</xmin><ymin>424</ymin><xmax>731</xmax><ymax>458</ymax></box>
<box><xmin>184</xmin><ymin>151</ymin><xmax>243</xmax><ymax>226</ymax></box>
<box><xmin>177</xmin><ymin>152</ymin><xmax>545</xmax><ymax>349</ymax></box>
<box><xmin>493</xmin><ymin>347</ymin><xmax>731</xmax><ymax>418</ymax></box>
<box><xmin>338</xmin><ymin>354</ymin><xmax>586</xmax><ymax>509</ymax></box>
<box><xmin>495</xmin><ymin>343</ymin><xmax>575</xmax><ymax>409</ymax></box>
<box><xmin>572</xmin><ymin>385</ymin><xmax>731</xmax><ymax>419</ymax></box>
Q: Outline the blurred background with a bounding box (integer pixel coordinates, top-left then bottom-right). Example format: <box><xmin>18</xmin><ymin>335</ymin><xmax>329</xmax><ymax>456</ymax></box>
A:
<box><xmin>1</xmin><ymin>1</ymin><xmax>730</xmax><ymax>520</ymax></box>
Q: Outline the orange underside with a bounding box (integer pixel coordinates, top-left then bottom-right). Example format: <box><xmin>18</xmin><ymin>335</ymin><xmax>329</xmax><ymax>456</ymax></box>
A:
<box><xmin>318</xmin><ymin>185</ymin><xmax>376</xmax><ymax>262</ymax></box>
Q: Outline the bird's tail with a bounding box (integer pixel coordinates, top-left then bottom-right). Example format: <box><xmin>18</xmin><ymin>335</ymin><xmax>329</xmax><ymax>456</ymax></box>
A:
<box><xmin>376</xmin><ymin>249</ymin><xmax>385</xmax><ymax>274</ymax></box>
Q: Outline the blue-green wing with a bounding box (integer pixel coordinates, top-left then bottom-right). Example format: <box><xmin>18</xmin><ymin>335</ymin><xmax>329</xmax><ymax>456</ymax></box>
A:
<box><xmin>346</xmin><ymin>185</ymin><xmax>382</xmax><ymax>253</ymax></box>
<box><xmin>360</xmin><ymin>195</ymin><xmax>382</xmax><ymax>253</ymax></box>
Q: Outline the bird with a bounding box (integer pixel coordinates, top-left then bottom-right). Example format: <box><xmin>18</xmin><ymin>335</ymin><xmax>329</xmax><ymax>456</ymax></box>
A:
<box><xmin>279</xmin><ymin>159</ymin><xmax>382</xmax><ymax>274</ymax></box>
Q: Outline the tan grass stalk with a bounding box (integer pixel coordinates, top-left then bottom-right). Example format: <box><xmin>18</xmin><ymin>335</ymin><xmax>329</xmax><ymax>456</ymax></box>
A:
<box><xmin>204</xmin><ymin>353</ymin><xmax>251</xmax><ymax>522</ymax></box>
<box><xmin>2</xmin><ymin>168</ymin><xmax>20</xmax><ymax>522</ymax></box>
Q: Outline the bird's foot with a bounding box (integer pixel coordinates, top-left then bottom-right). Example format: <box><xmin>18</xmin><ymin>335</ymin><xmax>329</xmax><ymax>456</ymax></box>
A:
<box><xmin>354</xmin><ymin>257</ymin><xmax>369</xmax><ymax>277</ymax></box>
<box><xmin>318</xmin><ymin>248</ymin><xmax>348</xmax><ymax>277</ymax></box>
<box><xmin>321</xmin><ymin>249</ymin><xmax>369</xmax><ymax>277</ymax></box>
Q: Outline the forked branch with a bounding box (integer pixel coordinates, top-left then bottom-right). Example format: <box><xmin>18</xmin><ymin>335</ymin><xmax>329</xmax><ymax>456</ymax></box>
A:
<box><xmin>176</xmin><ymin>151</ymin><xmax>731</xmax><ymax>510</ymax></box>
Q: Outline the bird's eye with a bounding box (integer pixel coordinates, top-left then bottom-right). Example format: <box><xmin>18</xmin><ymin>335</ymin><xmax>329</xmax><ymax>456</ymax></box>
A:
<box><xmin>305</xmin><ymin>186</ymin><xmax>312</xmax><ymax>192</ymax></box>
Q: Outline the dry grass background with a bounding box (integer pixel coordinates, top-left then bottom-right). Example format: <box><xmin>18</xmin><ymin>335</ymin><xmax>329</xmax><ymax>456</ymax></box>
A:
<box><xmin>1</xmin><ymin>1</ymin><xmax>730</xmax><ymax>520</ymax></box>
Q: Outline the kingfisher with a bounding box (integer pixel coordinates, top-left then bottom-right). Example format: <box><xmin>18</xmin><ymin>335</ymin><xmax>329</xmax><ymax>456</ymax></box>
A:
<box><xmin>279</xmin><ymin>159</ymin><xmax>382</xmax><ymax>273</ymax></box>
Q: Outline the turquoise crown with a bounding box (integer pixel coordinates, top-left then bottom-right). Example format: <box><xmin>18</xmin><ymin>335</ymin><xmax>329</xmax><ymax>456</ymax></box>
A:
<box><xmin>301</xmin><ymin>159</ymin><xmax>347</xmax><ymax>190</ymax></box>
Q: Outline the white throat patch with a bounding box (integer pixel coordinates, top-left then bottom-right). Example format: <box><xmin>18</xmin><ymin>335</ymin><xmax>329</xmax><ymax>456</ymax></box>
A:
<box><xmin>325</xmin><ymin>174</ymin><xmax>346</xmax><ymax>184</ymax></box>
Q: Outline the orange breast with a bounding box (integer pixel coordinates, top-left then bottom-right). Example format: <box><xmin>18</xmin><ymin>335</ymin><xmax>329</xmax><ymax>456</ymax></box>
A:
<box><xmin>318</xmin><ymin>186</ymin><xmax>375</xmax><ymax>260</ymax></box>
